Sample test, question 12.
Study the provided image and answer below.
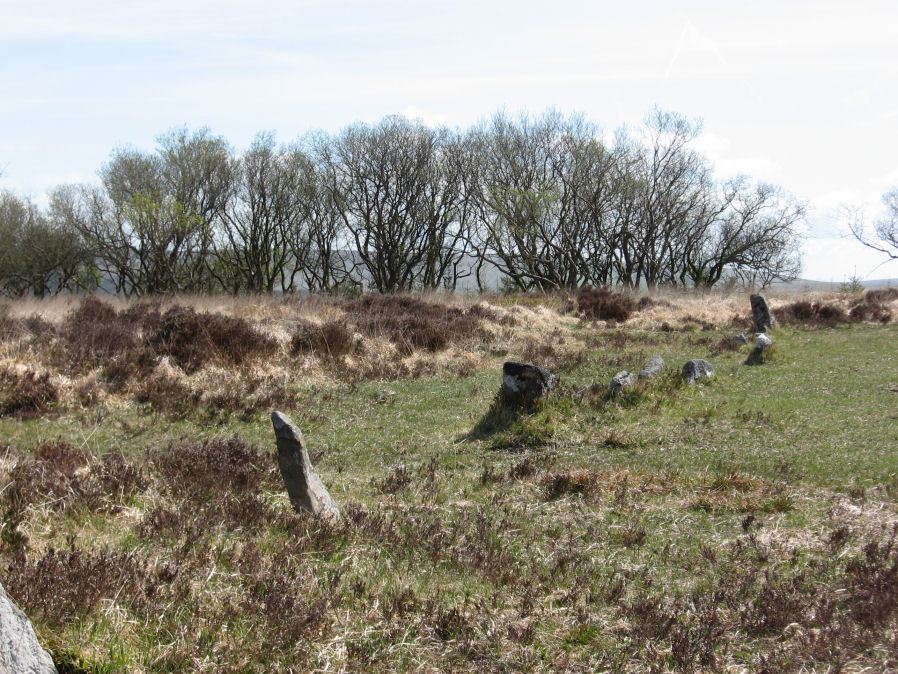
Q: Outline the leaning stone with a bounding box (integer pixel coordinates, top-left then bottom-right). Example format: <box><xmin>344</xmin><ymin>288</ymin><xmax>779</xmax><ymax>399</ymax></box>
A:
<box><xmin>745</xmin><ymin>333</ymin><xmax>773</xmax><ymax>366</ymax></box>
<box><xmin>750</xmin><ymin>294</ymin><xmax>775</xmax><ymax>333</ymax></box>
<box><xmin>638</xmin><ymin>355</ymin><xmax>665</xmax><ymax>380</ymax></box>
<box><xmin>502</xmin><ymin>361</ymin><xmax>557</xmax><ymax>407</ymax></box>
<box><xmin>682</xmin><ymin>359</ymin><xmax>714</xmax><ymax>383</ymax></box>
<box><xmin>610</xmin><ymin>371</ymin><xmax>636</xmax><ymax>398</ymax></box>
<box><xmin>0</xmin><ymin>581</ymin><xmax>57</xmax><ymax>674</ymax></box>
<box><xmin>271</xmin><ymin>411</ymin><xmax>340</xmax><ymax>519</ymax></box>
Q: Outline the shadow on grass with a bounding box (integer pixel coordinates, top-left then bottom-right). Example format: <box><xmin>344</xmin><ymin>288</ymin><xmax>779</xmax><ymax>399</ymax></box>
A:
<box><xmin>462</xmin><ymin>390</ymin><xmax>525</xmax><ymax>442</ymax></box>
<box><xmin>460</xmin><ymin>390</ymin><xmax>553</xmax><ymax>451</ymax></box>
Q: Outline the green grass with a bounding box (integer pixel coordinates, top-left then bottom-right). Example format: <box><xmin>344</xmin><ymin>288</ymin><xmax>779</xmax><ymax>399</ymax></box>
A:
<box><xmin>3</xmin><ymin>323</ymin><xmax>898</xmax><ymax>671</ymax></box>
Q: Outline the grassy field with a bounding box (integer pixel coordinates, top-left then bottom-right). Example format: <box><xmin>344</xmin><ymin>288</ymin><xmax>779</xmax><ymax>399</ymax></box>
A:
<box><xmin>1</xmin><ymin>292</ymin><xmax>897</xmax><ymax>672</ymax></box>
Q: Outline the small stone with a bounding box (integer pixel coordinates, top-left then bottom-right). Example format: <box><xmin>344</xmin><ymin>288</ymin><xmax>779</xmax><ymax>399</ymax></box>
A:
<box><xmin>0</xmin><ymin>582</ymin><xmax>57</xmax><ymax>674</ymax></box>
<box><xmin>638</xmin><ymin>355</ymin><xmax>664</xmax><ymax>380</ymax></box>
<box><xmin>682</xmin><ymin>359</ymin><xmax>714</xmax><ymax>383</ymax></box>
<box><xmin>734</xmin><ymin>333</ymin><xmax>748</xmax><ymax>345</ymax></box>
<box><xmin>750</xmin><ymin>294</ymin><xmax>775</xmax><ymax>333</ymax></box>
<box><xmin>745</xmin><ymin>333</ymin><xmax>774</xmax><ymax>366</ymax></box>
<box><xmin>502</xmin><ymin>361</ymin><xmax>557</xmax><ymax>406</ymax></box>
<box><xmin>610</xmin><ymin>370</ymin><xmax>636</xmax><ymax>398</ymax></box>
<box><xmin>271</xmin><ymin>411</ymin><xmax>340</xmax><ymax>519</ymax></box>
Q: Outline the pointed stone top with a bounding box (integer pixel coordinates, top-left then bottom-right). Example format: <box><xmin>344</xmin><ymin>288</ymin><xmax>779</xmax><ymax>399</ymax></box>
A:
<box><xmin>271</xmin><ymin>411</ymin><xmax>302</xmax><ymax>440</ymax></box>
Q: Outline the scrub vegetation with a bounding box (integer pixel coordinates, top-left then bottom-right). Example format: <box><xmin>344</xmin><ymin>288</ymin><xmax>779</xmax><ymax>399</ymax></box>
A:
<box><xmin>0</xmin><ymin>288</ymin><xmax>897</xmax><ymax>672</ymax></box>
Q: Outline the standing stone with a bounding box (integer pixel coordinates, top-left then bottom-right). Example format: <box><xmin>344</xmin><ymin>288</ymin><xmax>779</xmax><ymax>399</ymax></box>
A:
<box><xmin>271</xmin><ymin>411</ymin><xmax>340</xmax><ymax>519</ymax></box>
<box><xmin>638</xmin><ymin>355</ymin><xmax>665</xmax><ymax>381</ymax></box>
<box><xmin>610</xmin><ymin>371</ymin><xmax>636</xmax><ymax>398</ymax></box>
<box><xmin>0</xmin><ymin>582</ymin><xmax>57</xmax><ymax>674</ymax></box>
<box><xmin>745</xmin><ymin>333</ymin><xmax>773</xmax><ymax>366</ymax></box>
<box><xmin>502</xmin><ymin>362</ymin><xmax>557</xmax><ymax>407</ymax></box>
<box><xmin>750</xmin><ymin>294</ymin><xmax>775</xmax><ymax>333</ymax></box>
<box><xmin>682</xmin><ymin>359</ymin><xmax>715</xmax><ymax>383</ymax></box>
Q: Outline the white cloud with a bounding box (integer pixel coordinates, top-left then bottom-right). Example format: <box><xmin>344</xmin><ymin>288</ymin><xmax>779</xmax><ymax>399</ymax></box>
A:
<box><xmin>871</xmin><ymin>167</ymin><xmax>898</xmax><ymax>188</ymax></box>
<box><xmin>693</xmin><ymin>132</ymin><xmax>781</xmax><ymax>181</ymax></box>
<box><xmin>399</xmin><ymin>106</ymin><xmax>454</xmax><ymax>127</ymax></box>
<box><xmin>802</xmin><ymin>237</ymin><xmax>898</xmax><ymax>282</ymax></box>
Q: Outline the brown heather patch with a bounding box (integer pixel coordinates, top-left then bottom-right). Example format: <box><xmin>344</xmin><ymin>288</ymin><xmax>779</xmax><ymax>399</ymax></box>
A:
<box><xmin>53</xmin><ymin>297</ymin><xmax>279</xmax><ymax>388</ymax></box>
<box><xmin>849</xmin><ymin>295</ymin><xmax>893</xmax><ymax>323</ymax></box>
<box><xmin>345</xmin><ymin>294</ymin><xmax>493</xmax><ymax>355</ymax></box>
<box><xmin>133</xmin><ymin>363</ymin><xmax>201</xmax><ymax>419</ymax></box>
<box><xmin>865</xmin><ymin>287</ymin><xmax>898</xmax><ymax>303</ymax></box>
<box><xmin>290</xmin><ymin>319</ymin><xmax>357</xmax><ymax>359</ymax></box>
<box><xmin>3</xmin><ymin>545</ymin><xmax>175</xmax><ymax>631</ymax></box>
<box><xmin>147</xmin><ymin>305</ymin><xmax>278</xmax><ymax>373</ymax></box>
<box><xmin>149</xmin><ymin>436</ymin><xmax>278</xmax><ymax>500</ymax></box>
<box><xmin>777</xmin><ymin>300</ymin><xmax>850</xmax><ymax>327</ymax></box>
<box><xmin>58</xmin><ymin>297</ymin><xmax>139</xmax><ymax>373</ymax></box>
<box><xmin>575</xmin><ymin>286</ymin><xmax>637</xmax><ymax>322</ymax></box>
<box><xmin>1</xmin><ymin>441</ymin><xmax>147</xmax><ymax>545</ymax></box>
<box><xmin>0</xmin><ymin>366</ymin><xmax>59</xmax><ymax>417</ymax></box>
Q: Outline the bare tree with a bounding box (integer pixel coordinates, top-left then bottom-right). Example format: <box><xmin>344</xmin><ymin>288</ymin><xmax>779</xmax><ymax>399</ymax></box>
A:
<box><xmin>214</xmin><ymin>133</ymin><xmax>307</xmax><ymax>293</ymax></box>
<box><xmin>12</xmin><ymin>109</ymin><xmax>808</xmax><ymax>296</ymax></box>
<box><xmin>469</xmin><ymin>111</ymin><xmax>618</xmax><ymax>291</ymax></box>
<box><xmin>849</xmin><ymin>187</ymin><xmax>898</xmax><ymax>261</ymax></box>
<box><xmin>323</xmin><ymin>116</ymin><xmax>467</xmax><ymax>292</ymax></box>
<box><xmin>290</xmin><ymin>133</ymin><xmax>356</xmax><ymax>293</ymax></box>
<box><xmin>683</xmin><ymin>180</ymin><xmax>804</xmax><ymax>288</ymax></box>
<box><xmin>71</xmin><ymin>127</ymin><xmax>232</xmax><ymax>295</ymax></box>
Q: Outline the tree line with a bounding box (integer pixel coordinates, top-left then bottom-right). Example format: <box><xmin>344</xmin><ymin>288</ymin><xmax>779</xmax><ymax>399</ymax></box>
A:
<box><xmin>0</xmin><ymin>109</ymin><xmax>807</xmax><ymax>297</ymax></box>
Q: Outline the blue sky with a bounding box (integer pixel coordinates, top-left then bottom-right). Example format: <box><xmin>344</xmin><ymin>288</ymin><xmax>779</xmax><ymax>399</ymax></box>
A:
<box><xmin>2</xmin><ymin>0</ymin><xmax>898</xmax><ymax>281</ymax></box>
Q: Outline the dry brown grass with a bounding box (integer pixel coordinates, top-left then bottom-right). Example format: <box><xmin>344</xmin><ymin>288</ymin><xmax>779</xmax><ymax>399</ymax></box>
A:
<box><xmin>0</xmin><ymin>289</ymin><xmax>893</xmax><ymax>423</ymax></box>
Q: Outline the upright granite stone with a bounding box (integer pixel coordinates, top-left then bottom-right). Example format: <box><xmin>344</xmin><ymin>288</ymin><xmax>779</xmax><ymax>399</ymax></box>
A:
<box><xmin>745</xmin><ymin>333</ymin><xmax>773</xmax><ymax>366</ymax></box>
<box><xmin>682</xmin><ymin>359</ymin><xmax>715</xmax><ymax>383</ymax></box>
<box><xmin>638</xmin><ymin>355</ymin><xmax>665</xmax><ymax>381</ymax></box>
<box><xmin>750</xmin><ymin>294</ymin><xmax>775</xmax><ymax>333</ymax></box>
<box><xmin>271</xmin><ymin>411</ymin><xmax>340</xmax><ymax>519</ymax></box>
<box><xmin>0</xmin><ymin>582</ymin><xmax>57</xmax><ymax>674</ymax></box>
<box><xmin>502</xmin><ymin>362</ymin><xmax>557</xmax><ymax>407</ymax></box>
<box><xmin>610</xmin><ymin>370</ymin><xmax>636</xmax><ymax>398</ymax></box>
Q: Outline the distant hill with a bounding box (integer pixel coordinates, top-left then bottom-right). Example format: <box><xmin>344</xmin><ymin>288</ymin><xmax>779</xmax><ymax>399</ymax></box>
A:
<box><xmin>770</xmin><ymin>278</ymin><xmax>898</xmax><ymax>293</ymax></box>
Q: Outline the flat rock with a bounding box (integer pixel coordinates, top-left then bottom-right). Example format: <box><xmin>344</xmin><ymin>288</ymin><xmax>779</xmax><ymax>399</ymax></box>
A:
<box><xmin>682</xmin><ymin>359</ymin><xmax>714</xmax><ymax>383</ymax></box>
<box><xmin>610</xmin><ymin>370</ymin><xmax>636</xmax><ymax>397</ymax></box>
<box><xmin>638</xmin><ymin>355</ymin><xmax>665</xmax><ymax>380</ymax></box>
<box><xmin>750</xmin><ymin>294</ymin><xmax>775</xmax><ymax>333</ymax></box>
<box><xmin>271</xmin><ymin>411</ymin><xmax>340</xmax><ymax>519</ymax></box>
<box><xmin>0</xmin><ymin>582</ymin><xmax>57</xmax><ymax>674</ymax></box>
<box><xmin>502</xmin><ymin>361</ymin><xmax>557</xmax><ymax>406</ymax></box>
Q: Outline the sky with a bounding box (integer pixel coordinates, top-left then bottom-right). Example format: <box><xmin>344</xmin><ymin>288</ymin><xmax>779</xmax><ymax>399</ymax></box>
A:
<box><xmin>2</xmin><ymin>0</ymin><xmax>898</xmax><ymax>282</ymax></box>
